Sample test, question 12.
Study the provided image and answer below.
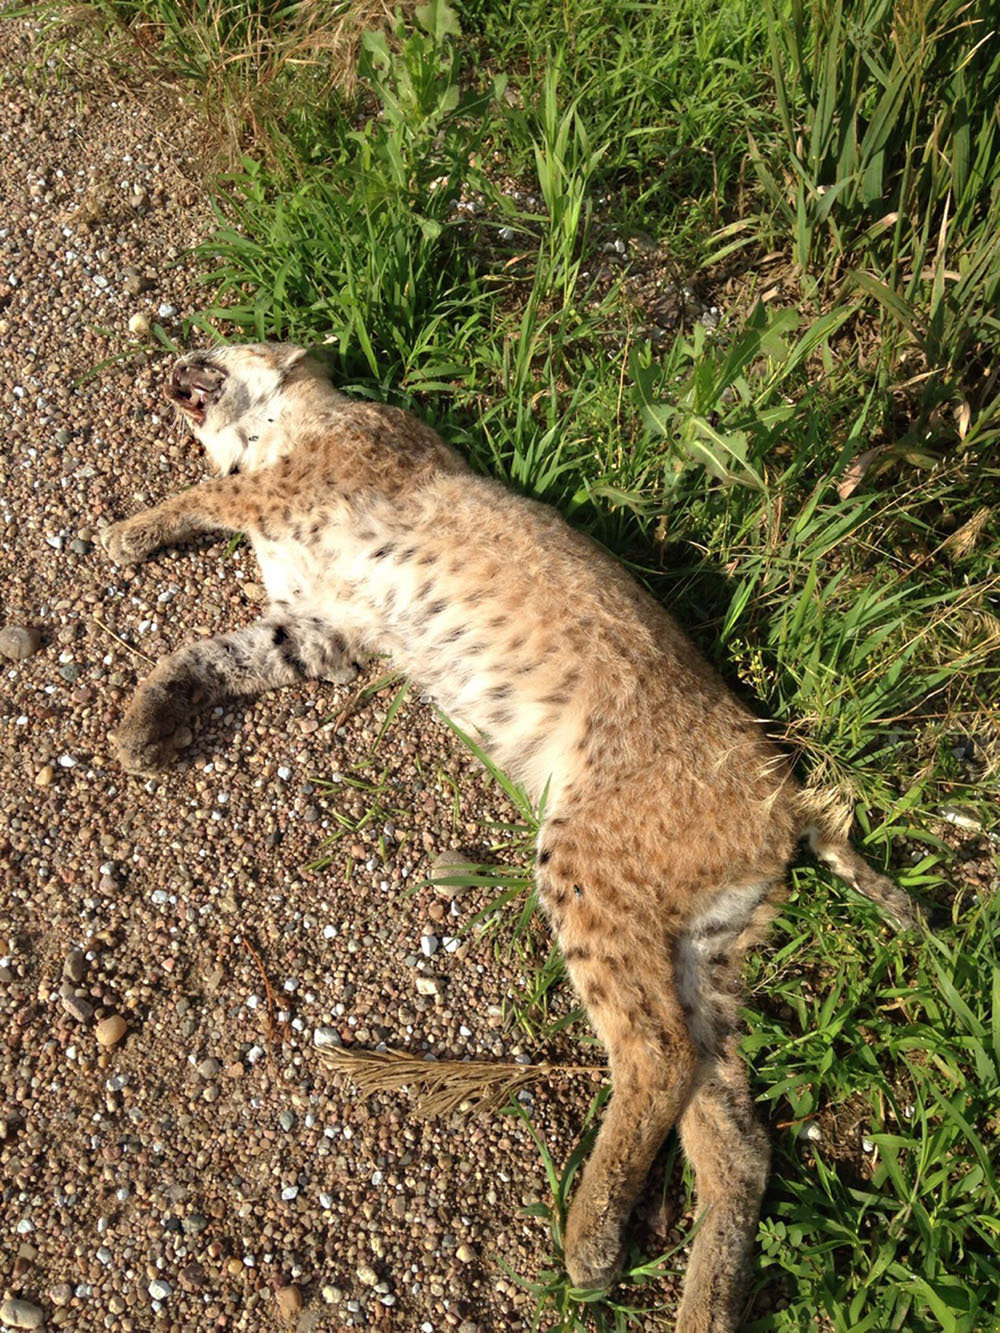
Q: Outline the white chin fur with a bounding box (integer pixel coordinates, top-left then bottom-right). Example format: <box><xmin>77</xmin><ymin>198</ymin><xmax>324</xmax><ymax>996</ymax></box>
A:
<box><xmin>200</xmin><ymin>425</ymin><xmax>245</xmax><ymax>478</ymax></box>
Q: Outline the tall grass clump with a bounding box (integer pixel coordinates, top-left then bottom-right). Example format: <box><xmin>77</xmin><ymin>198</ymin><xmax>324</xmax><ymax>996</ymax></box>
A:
<box><xmin>196</xmin><ymin>0</ymin><xmax>505</xmax><ymax>387</ymax></box>
<box><xmin>741</xmin><ymin>0</ymin><xmax>1000</xmax><ymax>443</ymax></box>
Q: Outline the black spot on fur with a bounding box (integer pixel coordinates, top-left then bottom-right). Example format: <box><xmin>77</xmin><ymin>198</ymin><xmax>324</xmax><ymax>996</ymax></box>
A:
<box><xmin>564</xmin><ymin>946</ymin><xmax>591</xmax><ymax>963</ymax></box>
<box><xmin>372</xmin><ymin>543</ymin><xmax>395</xmax><ymax>560</ymax></box>
<box><xmin>427</xmin><ymin>600</ymin><xmax>446</xmax><ymax>618</ymax></box>
<box><xmin>272</xmin><ymin>625</ymin><xmax>289</xmax><ymax>647</ymax></box>
<box><xmin>538</xmin><ymin>848</ymin><xmax>551</xmax><ymax>865</ymax></box>
<box><xmin>573</xmin><ymin>884</ymin><xmax>583</xmax><ymax>898</ymax></box>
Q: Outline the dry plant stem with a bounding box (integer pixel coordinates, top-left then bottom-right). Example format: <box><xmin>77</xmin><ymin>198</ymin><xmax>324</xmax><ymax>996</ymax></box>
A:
<box><xmin>241</xmin><ymin>933</ymin><xmax>282</xmax><ymax>1052</ymax></box>
<box><xmin>316</xmin><ymin>1045</ymin><xmax>605</xmax><ymax>1118</ymax></box>
<box><xmin>92</xmin><ymin>616</ymin><xmax>156</xmax><ymax>664</ymax></box>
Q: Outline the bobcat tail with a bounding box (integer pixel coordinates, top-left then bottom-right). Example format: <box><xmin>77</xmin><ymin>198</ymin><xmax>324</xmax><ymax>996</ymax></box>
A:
<box><xmin>795</xmin><ymin>791</ymin><xmax>924</xmax><ymax>930</ymax></box>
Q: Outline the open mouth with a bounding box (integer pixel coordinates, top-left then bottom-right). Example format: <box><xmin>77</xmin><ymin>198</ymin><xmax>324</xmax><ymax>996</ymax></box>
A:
<box><xmin>165</xmin><ymin>359</ymin><xmax>227</xmax><ymax>425</ymax></box>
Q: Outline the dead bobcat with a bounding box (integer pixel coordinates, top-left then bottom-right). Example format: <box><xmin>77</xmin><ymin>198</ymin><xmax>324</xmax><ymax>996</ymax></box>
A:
<box><xmin>100</xmin><ymin>342</ymin><xmax>918</xmax><ymax>1331</ymax></box>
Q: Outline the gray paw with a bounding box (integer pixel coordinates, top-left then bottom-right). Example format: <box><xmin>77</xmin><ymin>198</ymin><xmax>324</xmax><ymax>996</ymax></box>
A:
<box><xmin>321</xmin><ymin>658</ymin><xmax>362</xmax><ymax>686</ymax></box>
<box><xmin>112</xmin><ymin>694</ymin><xmax>193</xmax><ymax>774</ymax></box>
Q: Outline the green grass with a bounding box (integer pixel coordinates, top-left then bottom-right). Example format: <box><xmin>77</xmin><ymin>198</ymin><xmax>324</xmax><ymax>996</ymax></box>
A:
<box><xmin>30</xmin><ymin>0</ymin><xmax>1000</xmax><ymax>1326</ymax></box>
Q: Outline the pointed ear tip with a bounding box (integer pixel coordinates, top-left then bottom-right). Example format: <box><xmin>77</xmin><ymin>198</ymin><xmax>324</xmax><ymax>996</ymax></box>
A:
<box><xmin>272</xmin><ymin>341</ymin><xmax>309</xmax><ymax>369</ymax></box>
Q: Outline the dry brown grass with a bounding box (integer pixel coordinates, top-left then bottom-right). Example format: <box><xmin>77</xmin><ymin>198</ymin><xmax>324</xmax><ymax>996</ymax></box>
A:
<box><xmin>317</xmin><ymin>1045</ymin><xmax>604</xmax><ymax>1117</ymax></box>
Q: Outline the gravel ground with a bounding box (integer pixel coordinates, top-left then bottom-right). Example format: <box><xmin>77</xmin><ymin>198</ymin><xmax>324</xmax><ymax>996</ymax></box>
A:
<box><xmin>0</xmin><ymin>21</ymin><xmax>661</xmax><ymax>1333</ymax></box>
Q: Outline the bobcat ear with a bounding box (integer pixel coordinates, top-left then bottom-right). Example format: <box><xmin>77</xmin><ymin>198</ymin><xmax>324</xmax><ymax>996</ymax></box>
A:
<box><xmin>267</xmin><ymin>342</ymin><xmax>308</xmax><ymax>375</ymax></box>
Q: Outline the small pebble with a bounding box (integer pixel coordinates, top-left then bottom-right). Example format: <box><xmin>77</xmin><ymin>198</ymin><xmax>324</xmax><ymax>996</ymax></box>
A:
<box><xmin>356</xmin><ymin>1263</ymin><xmax>378</xmax><ymax>1287</ymax></box>
<box><xmin>63</xmin><ymin>950</ymin><xmax>86</xmax><ymax>984</ymax></box>
<box><xmin>428</xmin><ymin>849</ymin><xmax>475</xmax><ymax>898</ymax></box>
<box><xmin>61</xmin><ymin>993</ymin><xmax>94</xmax><ymax>1022</ymax></box>
<box><xmin>147</xmin><ymin>1278</ymin><xmax>172</xmax><ymax>1300</ymax></box>
<box><xmin>0</xmin><ymin>1299</ymin><xmax>45</xmax><ymax>1330</ymax></box>
<box><xmin>276</xmin><ymin>1285</ymin><xmax>303</xmax><ymax>1322</ymax></box>
<box><xmin>122</xmin><ymin>266</ymin><xmax>150</xmax><ymax>295</ymax></box>
<box><xmin>128</xmin><ymin>311</ymin><xmax>150</xmax><ymax>337</ymax></box>
<box><xmin>96</xmin><ymin>1014</ymin><xmax>128</xmax><ymax>1046</ymax></box>
<box><xmin>0</xmin><ymin>626</ymin><xmax>41</xmax><ymax>661</ymax></box>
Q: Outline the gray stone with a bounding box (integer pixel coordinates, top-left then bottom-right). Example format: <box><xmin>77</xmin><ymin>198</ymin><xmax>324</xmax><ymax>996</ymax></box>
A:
<box><xmin>0</xmin><ymin>1298</ymin><xmax>45</xmax><ymax>1329</ymax></box>
<box><xmin>428</xmin><ymin>849</ymin><xmax>477</xmax><ymax>898</ymax></box>
<box><xmin>0</xmin><ymin>626</ymin><xmax>41</xmax><ymax>661</ymax></box>
<box><xmin>61</xmin><ymin>993</ymin><xmax>95</xmax><ymax>1022</ymax></box>
<box><xmin>63</xmin><ymin>949</ymin><xmax>86</xmax><ymax>983</ymax></box>
<box><xmin>122</xmin><ymin>266</ymin><xmax>151</xmax><ymax>296</ymax></box>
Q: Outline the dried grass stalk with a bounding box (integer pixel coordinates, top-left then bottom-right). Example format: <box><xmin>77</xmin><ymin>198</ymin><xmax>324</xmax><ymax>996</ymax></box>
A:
<box><xmin>316</xmin><ymin>1046</ymin><xmax>604</xmax><ymax>1117</ymax></box>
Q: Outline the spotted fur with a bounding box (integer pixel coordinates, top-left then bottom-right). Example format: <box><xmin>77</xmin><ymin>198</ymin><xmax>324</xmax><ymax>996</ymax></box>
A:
<box><xmin>100</xmin><ymin>343</ymin><xmax>921</xmax><ymax>1331</ymax></box>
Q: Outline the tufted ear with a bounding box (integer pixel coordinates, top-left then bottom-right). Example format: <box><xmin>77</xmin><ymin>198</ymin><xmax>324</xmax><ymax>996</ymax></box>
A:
<box><xmin>266</xmin><ymin>342</ymin><xmax>309</xmax><ymax>375</ymax></box>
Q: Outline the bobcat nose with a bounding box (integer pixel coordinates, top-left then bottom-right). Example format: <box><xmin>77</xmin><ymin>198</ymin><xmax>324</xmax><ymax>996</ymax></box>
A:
<box><xmin>165</xmin><ymin>358</ymin><xmax>226</xmax><ymax>423</ymax></box>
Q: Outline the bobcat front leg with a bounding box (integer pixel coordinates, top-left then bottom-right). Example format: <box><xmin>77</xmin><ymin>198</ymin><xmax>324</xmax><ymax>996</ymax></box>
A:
<box><xmin>99</xmin><ymin>476</ymin><xmax>258</xmax><ymax>565</ymax></box>
<box><xmin>113</xmin><ymin>614</ymin><xmax>360</xmax><ymax>774</ymax></box>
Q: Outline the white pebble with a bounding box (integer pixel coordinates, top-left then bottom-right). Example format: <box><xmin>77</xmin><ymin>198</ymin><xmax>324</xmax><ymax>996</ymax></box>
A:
<box><xmin>420</xmin><ymin>934</ymin><xmax>439</xmax><ymax>957</ymax></box>
<box><xmin>157</xmin><ymin>302</ymin><xmax>177</xmax><ymax>318</ymax></box>
<box><xmin>804</xmin><ymin>1123</ymin><xmax>822</xmax><ymax>1142</ymax></box>
<box><xmin>148</xmin><ymin>1279</ymin><xmax>172</xmax><ymax>1300</ymax></box>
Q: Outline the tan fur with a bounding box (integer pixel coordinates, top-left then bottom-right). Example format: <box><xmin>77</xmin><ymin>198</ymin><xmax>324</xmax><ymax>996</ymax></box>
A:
<box><xmin>100</xmin><ymin>343</ymin><xmax>920</xmax><ymax>1331</ymax></box>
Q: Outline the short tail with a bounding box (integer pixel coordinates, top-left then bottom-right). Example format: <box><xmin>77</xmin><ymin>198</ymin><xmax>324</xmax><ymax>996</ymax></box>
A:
<box><xmin>794</xmin><ymin>791</ymin><xmax>924</xmax><ymax>930</ymax></box>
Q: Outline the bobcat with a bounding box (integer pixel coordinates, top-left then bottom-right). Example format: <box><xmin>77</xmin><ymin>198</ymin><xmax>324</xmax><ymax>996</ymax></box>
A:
<box><xmin>100</xmin><ymin>342</ymin><xmax>918</xmax><ymax>1331</ymax></box>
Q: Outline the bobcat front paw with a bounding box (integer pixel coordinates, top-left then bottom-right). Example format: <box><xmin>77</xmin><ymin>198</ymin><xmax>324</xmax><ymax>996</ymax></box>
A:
<box><xmin>111</xmin><ymin>690</ymin><xmax>193</xmax><ymax>774</ymax></box>
<box><xmin>99</xmin><ymin>518</ymin><xmax>157</xmax><ymax>566</ymax></box>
